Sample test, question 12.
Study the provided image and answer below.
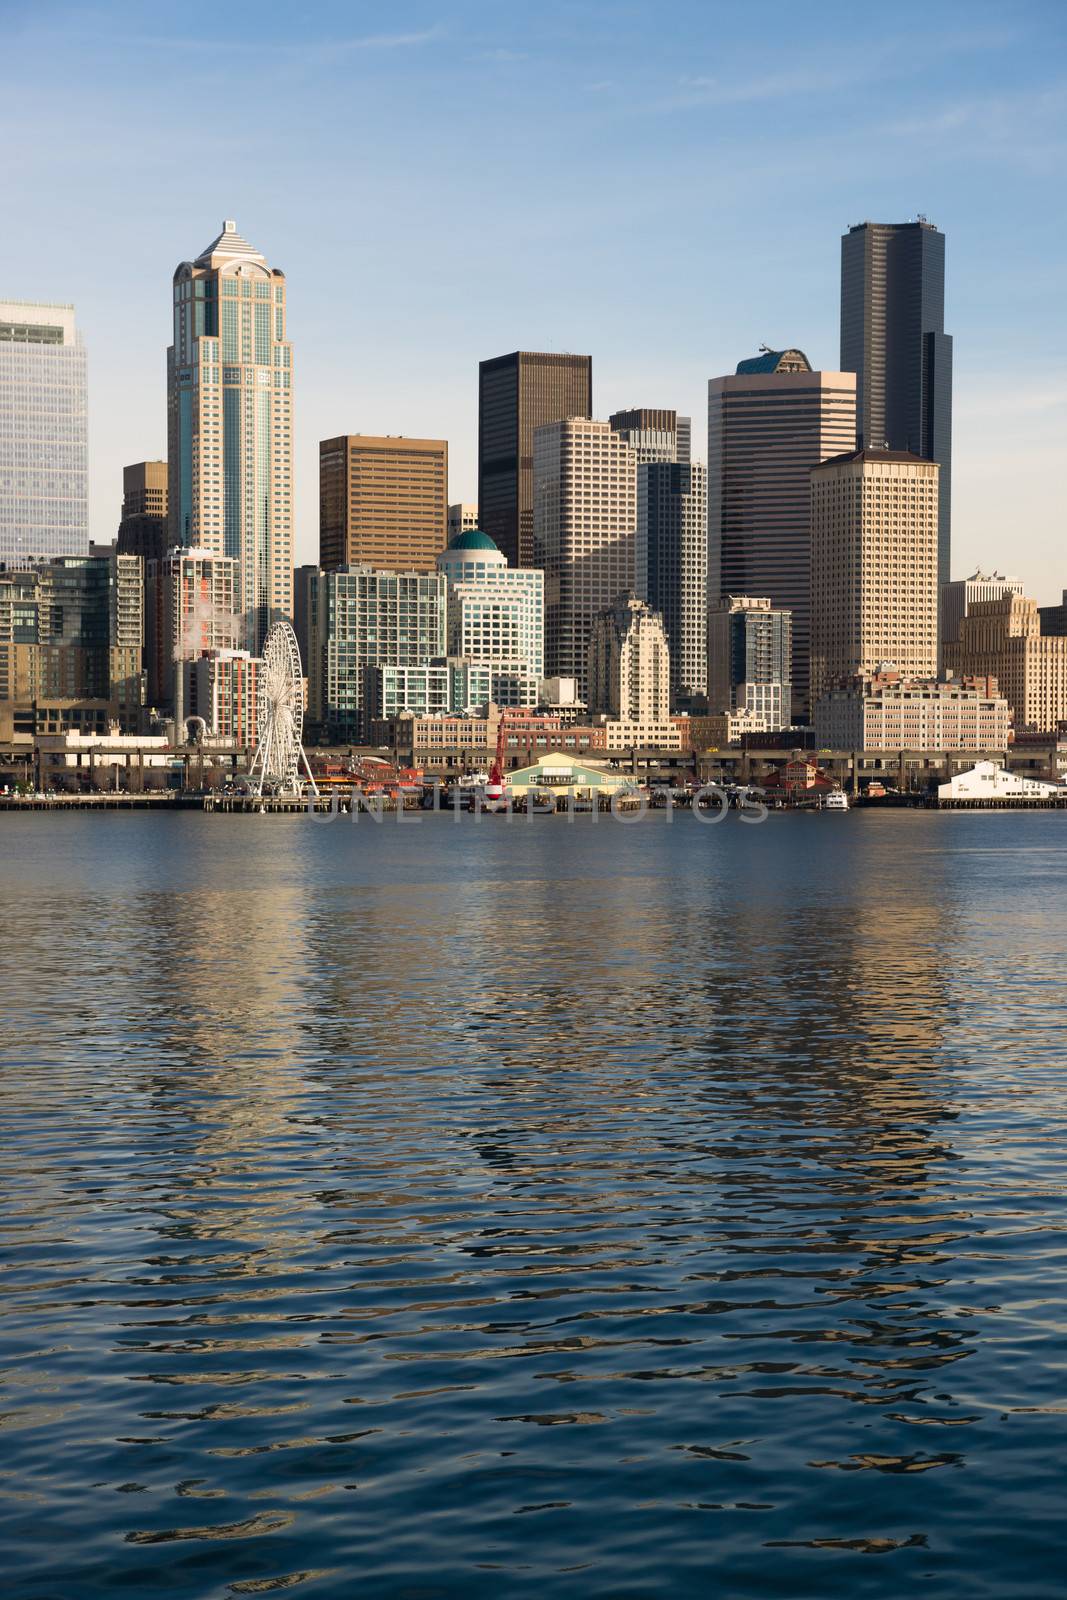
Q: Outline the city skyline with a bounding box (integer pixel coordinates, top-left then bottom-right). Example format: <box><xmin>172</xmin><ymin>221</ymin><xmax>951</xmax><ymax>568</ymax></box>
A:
<box><xmin>3</xmin><ymin>2</ymin><xmax>1065</xmax><ymax>598</ymax></box>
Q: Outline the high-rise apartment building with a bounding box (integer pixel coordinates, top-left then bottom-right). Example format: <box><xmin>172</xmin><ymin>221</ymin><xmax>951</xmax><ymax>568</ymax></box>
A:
<box><xmin>638</xmin><ymin>461</ymin><xmax>707</xmax><ymax>699</ymax></box>
<box><xmin>810</xmin><ymin>448</ymin><xmax>939</xmax><ymax>704</ymax></box>
<box><xmin>479</xmin><ymin>351</ymin><xmax>592</xmax><ymax>567</ymax></box>
<box><xmin>117</xmin><ymin>461</ymin><xmax>169</xmax><ymax>567</ymax></box>
<box><xmin>187</xmin><ymin>649</ymin><xmax>260</xmax><ymax>747</ymax></box>
<box><xmin>588</xmin><ymin>592</ymin><xmax>671</xmax><ymax>724</ymax></box>
<box><xmin>320</xmin><ymin>436</ymin><xmax>448</xmax><ymax>574</ymax></box>
<box><xmin>841</xmin><ymin>219</ymin><xmax>952</xmax><ymax>584</ymax></box>
<box><xmin>0</xmin><ymin>300</ymin><xmax>88</xmax><ymax>562</ymax></box>
<box><xmin>946</xmin><ymin>594</ymin><xmax>1067</xmax><ymax>733</ymax></box>
<box><xmin>363</xmin><ymin>660</ymin><xmax>497</xmax><ymax>722</ymax></box>
<box><xmin>0</xmin><ymin>550</ymin><xmax>144</xmax><ymax>729</ymax></box>
<box><xmin>437</xmin><ymin>527</ymin><xmax>543</xmax><ymax>706</ymax></box>
<box><xmin>447</xmin><ymin>503</ymin><xmax>479</xmax><ymax>541</ymax></box>
<box><xmin>533</xmin><ymin>417</ymin><xmax>636</xmax><ymax>696</ymax></box>
<box><xmin>608</xmin><ymin>408</ymin><xmax>691</xmax><ymax>464</ymax></box>
<box><xmin>941</xmin><ymin>570</ymin><xmax>1024</xmax><ymax>669</ymax></box>
<box><xmin>707</xmin><ymin>595</ymin><xmax>792</xmax><ymax>730</ymax></box>
<box><xmin>145</xmin><ymin>549</ymin><xmax>240</xmax><ymax>711</ymax></box>
<box><xmin>708</xmin><ymin>349</ymin><xmax>856</xmax><ymax>715</ymax></box>
<box><xmin>168</xmin><ymin>221</ymin><xmax>293</xmax><ymax>653</ymax></box>
<box><xmin>306</xmin><ymin>567</ymin><xmax>447</xmax><ymax>741</ymax></box>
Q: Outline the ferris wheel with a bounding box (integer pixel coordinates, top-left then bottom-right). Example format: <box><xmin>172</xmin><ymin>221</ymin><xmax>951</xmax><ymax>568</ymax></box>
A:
<box><xmin>248</xmin><ymin>620</ymin><xmax>318</xmax><ymax>797</ymax></box>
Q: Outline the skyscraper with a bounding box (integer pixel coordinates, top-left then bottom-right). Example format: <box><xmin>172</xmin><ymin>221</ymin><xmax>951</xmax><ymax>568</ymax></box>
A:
<box><xmin>638</xmin><ymin>461</ymin><xmax>707</xmax><ymax>699</ymax></box>
<box><xmin>319</xmin><ymin>435</ymin><xmax>448</xmax><ymax>573</ymax></box>
<box><xmin>306</xmin><ymin>567</ymin><xmax>447</xmax><ymax>741</ymax></box>
<box><xmin>941</xmin><ymin>570</ymin><xmax>1024</xmax><ymax>669</ymax></box>
<box><xmin>478</xmin><ymin>350</ymin><xmax>592</xmax><ymax>567</ymax></box>
<box><xmin>533</xmin><ymin>417</ymin><xmax>636</xmax><ymax>696</ymax></box>
<box><xmin>117</xmin><ymin>461</ymin><xmax>168</xmax><ymax>567</ymax></box>
<box><xmin>168</xmin><ymin>221</ymin><xmax>293</xmax><ymax>653</ymax></box>
<box><xmin>707</xmin><ymin>595</ymin><xmax>792</xmax><ymax>730</ymax></box>
<box><xmin>145</xmin><ymin>550</ymin><xmax>240</xmax><ymax>712</ymax></box>
<box><xmin>0</xmin><ymin>299</ymin><xmax>88</xmax><ymax>562</ymax></box>
<box><xmin>608</xmin><ymin>408</ymin><xmax>690</xmax><ymax>464</ymax></box>
<box><xmin>840</xmin><ymin>219</ymin><xmax>953</xmax><ymax>584</ymax></box>
<box><xmin>588</xmin><ymin>592</ymin><xmax>672</xmax><ymax>726</ymax></box>
<box><xmin>809</xmin><ymin>448</ymin><xmax>939</xmax><ymax>704</ymax></box>
<box><xmin>707</xmin><ymin>349</ymin><xmax>856</xmax><ymax>716</ymax></box>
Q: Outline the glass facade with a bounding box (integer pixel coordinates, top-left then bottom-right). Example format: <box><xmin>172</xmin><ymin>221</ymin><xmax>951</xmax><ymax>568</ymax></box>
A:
<box><xmin>638</xmin><ymin>461</ymin><xmax>707</xmax><ymax>699</ymax></box>
<box><xmin>306</xmin><ymin>567</ymin><xmax>448</xmax><ymax>742</ymax></box>
<box><xmin>0</xmin><ymin>551</ymin><xmax>144</xmax><ymax>727</ymax></box>
<box><xmin>478</xmin><ymin>351</ymin><xmax>592</xmax><ymax>568</ymax></box>
<box><xmin>840</xmin><ymin>221</ymin><xmax>952</xmax><ymax>586</ymax></box>
<box><xmin>167</xmin><ymin>223</ymin><xmax>292</xmax><ymax>654</ymax></box>
<box><xmin>707</xmin><ymin>596</ymin><xmax>792</xmax><ymax>732</ymax></box>
<box><xmin>0</xmin><ymin>301</ymin><xmax>88</xmax><ymax>562</ymax></box>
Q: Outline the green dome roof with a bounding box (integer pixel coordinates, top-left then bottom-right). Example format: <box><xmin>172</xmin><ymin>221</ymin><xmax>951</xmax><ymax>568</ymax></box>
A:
<box><xmin>446</xmin><ymin>527</ymin><xmax>501</xmax><ymax>553</ymax></box>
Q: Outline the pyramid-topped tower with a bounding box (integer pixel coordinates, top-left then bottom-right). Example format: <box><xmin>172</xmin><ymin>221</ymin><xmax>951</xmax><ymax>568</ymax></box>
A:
<box><xmin>167</xmin><ymin>221</ymin><xmax>292</xmax><ymax>655</ymax></box>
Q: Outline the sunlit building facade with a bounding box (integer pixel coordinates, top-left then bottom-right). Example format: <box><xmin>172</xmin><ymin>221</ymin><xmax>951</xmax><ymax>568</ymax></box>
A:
<box><xmin>168</xmin><ymin>221</ymin><xmax>293</xmax><ymax>653</ymax></box>
<box><xmin>0</xmin><ymin>300</ymin><xmax>88</xmax><ymax>562</ymax></box>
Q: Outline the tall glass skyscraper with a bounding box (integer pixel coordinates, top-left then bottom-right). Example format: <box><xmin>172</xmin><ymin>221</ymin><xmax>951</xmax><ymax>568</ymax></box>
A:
<box><xmin>638</xmin><ymin>461</ymin><xmax>707</xmax><ymax>699</ymax></box>
<box><xmin>167</xmin><ymin>222</ymin><xmax>293</xmax><ymax>653</ymax></box>
<box><xmin>478</xmin><ymin>350</ymin><xmax>592</xmax><ymax>568</ymax></box>
<box><xmin>840</xmin><ymin>219</ymin><xmax>953</xmax><ymax>587</ymax></box>
<box><xmin>0</xmin><ymin>300</ymin><xmax>88</xmax><ymax>562</ymax></box>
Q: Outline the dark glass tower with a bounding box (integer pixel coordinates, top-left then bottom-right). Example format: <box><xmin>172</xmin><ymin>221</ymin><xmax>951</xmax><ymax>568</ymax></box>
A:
<box><xmin>841</xmin><ymin>219</ymin><xmax>953</xmax><ymax>586</ymax></box>
<box><xmin>638</xmin><ymin>460</ymin><xmax>707</xmax><ymax>699</ymax></box>
<box><xmin>478</xmin><ymin>350</ymin><xmax>592</xmax><ymax>568</ymax></box>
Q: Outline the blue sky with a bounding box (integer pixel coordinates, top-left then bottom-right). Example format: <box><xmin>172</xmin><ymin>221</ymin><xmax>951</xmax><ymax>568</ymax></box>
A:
<box><xmin>3</xmin><ymin>0</ymin><xmax>1066</xmax><ymax>593</ymax></box>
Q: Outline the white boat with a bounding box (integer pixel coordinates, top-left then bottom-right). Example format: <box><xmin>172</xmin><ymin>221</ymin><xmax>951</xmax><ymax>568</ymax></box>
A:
<box><xmin>824</xmin><ymin>789</ymin><xmax>849</xmax><ymax>812</ymax></box>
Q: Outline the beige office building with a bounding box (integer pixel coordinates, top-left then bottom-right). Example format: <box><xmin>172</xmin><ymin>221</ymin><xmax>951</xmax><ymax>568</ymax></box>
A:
<box><xmin>533</xmin><ymin>418</ymin><xmax>636</xmax><ymax>696</ymax></box>
<box><xmin>946</xmin><ymin>594</ymin><xmax>1067</xmax><ymax>732</ymax></box>
<box><xmin>810</xmin><ymin>448</ymin><xmax>939</xmax><ymax>704</ymax></box>
<box><xmin>940</xmin><ymin>569</ymin><xmax>1023</xmax><ymax>667</ymax></box>
<box><xmin>813</xmin><ymin>672</ymin><xmax>1010</xmax><ymax>752</ymax></box>
<box><xmin>446</xmin><ymin>503</ymin><xmax>478</xmax><ymax>542</ymax></box>
<box><xmin>320</xmin><ymin>436</ymin><xmax>447</xmax><ymax>574</ymax></box>
<box><xmin>588</xmin><ymin>591</ymin><xmax>671</xmax><ymax>723</ymax></box>
<box><xmin>168</xmin><ymin>221</ymin><xmax>293</xmax><ymax>653</ymax></box>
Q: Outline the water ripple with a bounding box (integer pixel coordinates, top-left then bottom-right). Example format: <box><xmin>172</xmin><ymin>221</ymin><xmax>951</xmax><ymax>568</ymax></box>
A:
<box><xmin>1</xmin><ymin>810</ymin><xmax>1065</xmax><ymax>1597</ymax></box>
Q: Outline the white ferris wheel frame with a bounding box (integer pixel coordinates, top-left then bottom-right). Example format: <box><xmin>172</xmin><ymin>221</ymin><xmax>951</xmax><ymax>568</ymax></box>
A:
<box><xmin>248</xmin><ymin>620</ymin><xmax>319</xmax><ymax>797</ymax></box>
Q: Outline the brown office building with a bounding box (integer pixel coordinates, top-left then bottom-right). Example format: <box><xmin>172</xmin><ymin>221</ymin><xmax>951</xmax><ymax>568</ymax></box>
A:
<box><xmin>479</xmin><ymin>350</ymin><xmax>592</xmax><ymax>568</ymax></box>
<box><xmin>320</xmin><ymin>435</ymin><xmax>448</xmax><ymax>573</ymax></box>
<box><xmin>117</xmin><ymin>460</ymin><xmax>169</xmax><ymax>566</ymax></box>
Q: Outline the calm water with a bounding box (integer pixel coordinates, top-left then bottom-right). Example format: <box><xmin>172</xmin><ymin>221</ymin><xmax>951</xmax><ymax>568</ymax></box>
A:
<box><xmin>1</xmin><ymin>809</ymin><xmax>1065</xmax><ymax>1598</ymax></box>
